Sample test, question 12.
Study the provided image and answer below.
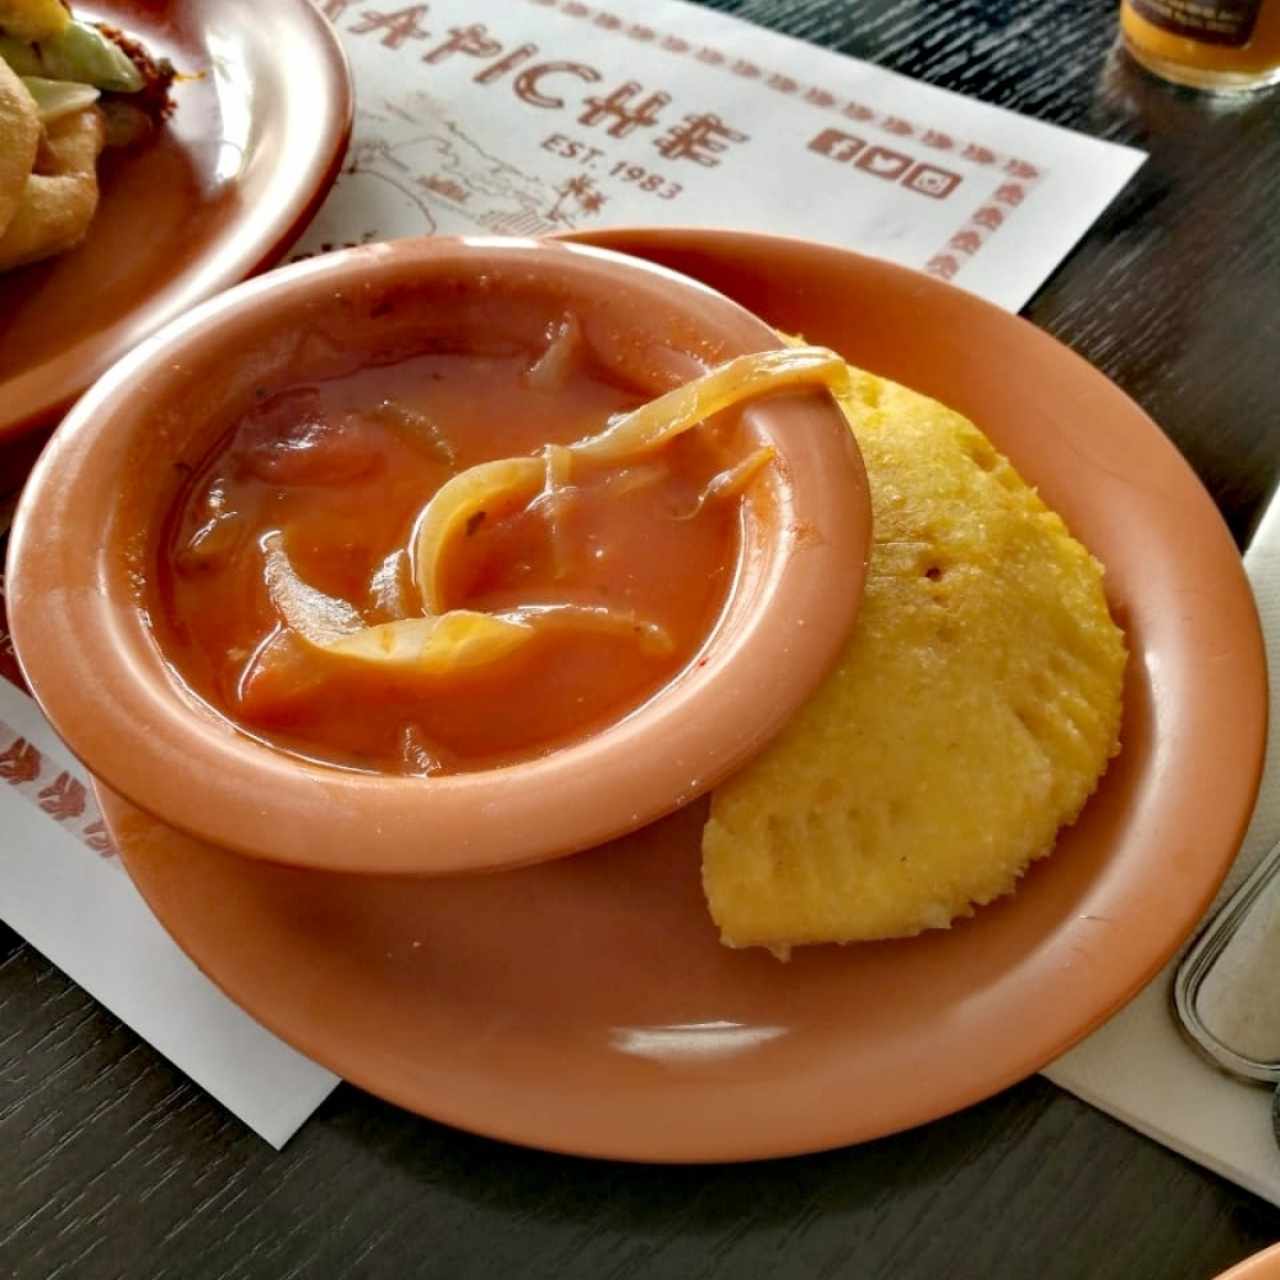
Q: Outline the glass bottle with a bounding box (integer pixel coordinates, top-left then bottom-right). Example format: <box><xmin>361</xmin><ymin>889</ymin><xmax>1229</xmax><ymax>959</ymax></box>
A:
<box><xmin>1121</xmin><ymin>0</ymin><xmax>1280</xmax><ymax>90</ymax></box>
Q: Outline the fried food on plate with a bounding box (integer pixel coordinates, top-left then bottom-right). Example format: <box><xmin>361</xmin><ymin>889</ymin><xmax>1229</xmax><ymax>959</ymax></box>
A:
<box><xmin>702</xmin><ymin>357</ymin><xmax>1127</xmax><ymax>954</ymax></box>
<box><xmin>0</xmin><ymin>101</ymin><xmax>103</xmax><ymax>269</ymax></box>
<box><xmin>0</xmin><ymin>0</ymin><xmax>173</xmax><ymax>269</ymax></box>
<box><xmin>0</xmin><ymin>55</ymin><xmax>38</xmax><ymax>236</ymax></box>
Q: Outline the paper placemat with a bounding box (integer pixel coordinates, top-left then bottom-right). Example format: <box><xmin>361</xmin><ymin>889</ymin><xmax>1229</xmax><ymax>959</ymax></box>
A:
<box><xmin>1046</xmin><ymin>497</ymin><xmax>1280</xmax><ymax>1208</ymax></box>
<box><xmin>295</xmin><ymin>0</ymin><xmax>1143</xmax><ymax>310</ymax></box>
<box><xmin>0</xmin><ymin>0</ymin><xmax>1144</xmax><ymax>1146</ymax></box>
<box><xmin>0</xmin><ymin>575</ymin><xmax>340</xmax><ymax>1148</ymax></box>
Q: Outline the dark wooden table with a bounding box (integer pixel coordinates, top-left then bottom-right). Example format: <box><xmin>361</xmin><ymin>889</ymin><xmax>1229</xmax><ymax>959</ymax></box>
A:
<box><xmin>4</xmin><ymin>2</ymin><xmax>1280</xmax><ymax>1276</ymax></box>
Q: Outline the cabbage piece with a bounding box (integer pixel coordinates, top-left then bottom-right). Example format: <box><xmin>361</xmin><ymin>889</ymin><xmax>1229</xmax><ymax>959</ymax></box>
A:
<box><xmin>20</xmin><ymin>75</ymin><xmax>97</xmax><ymax>123</ymax></box>
<box><xmin>0</xmin><ymin>21</ymin><xmax>144</xmax><ymax>92</ymax></box>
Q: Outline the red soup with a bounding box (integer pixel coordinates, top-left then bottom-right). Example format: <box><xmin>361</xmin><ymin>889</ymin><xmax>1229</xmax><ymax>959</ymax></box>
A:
<box><xmin>154</xmin><ymin>323</ymin><xmax>756</xmax><ymax>775</ymax></box>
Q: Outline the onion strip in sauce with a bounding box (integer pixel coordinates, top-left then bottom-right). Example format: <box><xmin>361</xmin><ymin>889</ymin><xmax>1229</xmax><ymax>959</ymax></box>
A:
<box><xmin>413</xmin><ymin>345</ymin><xmax>844</xmax><ymax>613</ymax></box>
<box><xmin>322</xmin><ymin>603</ymin><xmax>675</xmax><ymax>673</ymax></box>
<box><xmin>321</xmin><ymin>611</ymin><xmax>535</xmax><ymax>674</ymax></box>
<box><xmin>261</xmin><ymin>533</ymin><xmax>673</xmax><ymax>681</ymax></box>
<box><xmin>537</xmin><ymin>443</ymin><xmax>574</xmax><ymax>582</ymax></box>
<box><xmin>262</xmin><ymin>532</ymin><xmax>363</xmax><ymax>646</ymax></box>
<box><xmin>411</xmin><ymin>457</ymin><xmax>543</xmax><ymax>613</ymax></box>
<box><xmin>263</xmin><ymin>531</ymin><xmax>533</xmax><ymax>672</ymax></box>
<box><xmin>524</xmin><ymin>313</ymin><xmax>584</xmax><ymax>392</ymax></box>
<box><xmin>675</xmin><ymin>446</ymin><xmax>777</xmax><ymax>522</ymax></box>
<box><xmin>569</xmin><ymin>346</ymin><xmax>848</xmax><ymax>463</ymax></box>
<box><xmin>259</xmin><ymin>347</ymin><xmax>841</xmax><ymax>685</ymax></box>
<box><xmin>510</xmin><ymin>603</ymin><xmax>674</xmax><ymax>656</ymax></box>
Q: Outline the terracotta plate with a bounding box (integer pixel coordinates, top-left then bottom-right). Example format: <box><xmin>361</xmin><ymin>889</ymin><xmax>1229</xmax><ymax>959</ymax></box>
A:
<box><xmin>0</xmin><ymin>0</ymin><xmax>352</xmax><ymax>455</ymax></box>
<box><xmin>1218</xmin><ymin>1245</ymin><xmax>1280</xmax><ymax>1280</ymax></box>
<box><xmin>103</xmin><ymin>229</ymin><xmax>1266</xmax><ymax>1162</ymax></box>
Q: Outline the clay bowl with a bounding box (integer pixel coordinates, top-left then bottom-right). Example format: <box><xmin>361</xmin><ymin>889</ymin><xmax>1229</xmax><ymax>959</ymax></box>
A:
<box><xmin>5</xmin><ymin>236</ymin><xmax>870</xmax><ymax>876</ymax></box>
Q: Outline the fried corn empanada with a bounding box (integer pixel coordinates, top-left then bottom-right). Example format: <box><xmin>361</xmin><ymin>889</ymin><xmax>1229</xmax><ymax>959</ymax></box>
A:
<box><xmin>702</xmin><ymin>359</ymin><xmax>1127</xmax><ymax>952</ymax></box>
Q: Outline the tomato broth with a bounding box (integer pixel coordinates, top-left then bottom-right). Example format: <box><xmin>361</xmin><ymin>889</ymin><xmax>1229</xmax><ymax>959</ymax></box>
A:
<box><xmin>155</xmin><ymin>331</ymin><xmax>748</xmax><ymax>775</ymax></box>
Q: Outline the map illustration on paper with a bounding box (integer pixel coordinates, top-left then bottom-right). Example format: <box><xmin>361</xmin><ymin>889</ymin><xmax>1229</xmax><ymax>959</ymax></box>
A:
<box><xmin>295</xmin><ymin>92</ymin><xmax>610</xmax><ymax>257</ymax></box>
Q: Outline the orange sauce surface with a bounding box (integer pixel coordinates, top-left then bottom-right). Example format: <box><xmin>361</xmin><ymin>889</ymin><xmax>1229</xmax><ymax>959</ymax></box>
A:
<box><xmin>154</xmin><ymin>344</ymin><xmax>742</xmax><ymax>775</ymax></box>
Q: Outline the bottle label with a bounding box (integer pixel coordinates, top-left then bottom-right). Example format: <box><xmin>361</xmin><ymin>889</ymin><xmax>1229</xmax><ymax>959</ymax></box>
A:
<box><xmin>1128</xmin><ymin>0</ymin><xmax>1263</xmax><ymax>46</ymax></box>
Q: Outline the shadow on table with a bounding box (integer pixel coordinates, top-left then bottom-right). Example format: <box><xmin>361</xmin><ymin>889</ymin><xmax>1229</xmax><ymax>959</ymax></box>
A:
<box><xmin>306</xmin><ymin>1076</ymin><xmax>1280</xmax><ymax>1280</ymax></box>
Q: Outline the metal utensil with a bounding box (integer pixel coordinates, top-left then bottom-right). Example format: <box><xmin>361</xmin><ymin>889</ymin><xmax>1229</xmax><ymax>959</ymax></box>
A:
<box><xmin>1175</xmin><ymin>835</ymin><xmax>1280</xmax><ymax>1141</ymax></box>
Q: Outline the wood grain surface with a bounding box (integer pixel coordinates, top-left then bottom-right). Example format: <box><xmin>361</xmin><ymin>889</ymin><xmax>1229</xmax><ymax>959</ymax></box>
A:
<box><xmin>4</xmin><ymin>1</ymin><xmax>1280</xmax><ymax>1277</ymax></box>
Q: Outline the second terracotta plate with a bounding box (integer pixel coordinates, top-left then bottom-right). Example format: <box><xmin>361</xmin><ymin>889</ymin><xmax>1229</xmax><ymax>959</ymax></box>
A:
<box><xmin>1218</xmin><ymin>1244</ymin><xmax>1280</xmax><ymax>1280</ymax></box>
<box><xmin>0</xmin><ymin>0</ymin><xmax>352</xmax><ymax>454</ymax></box>
<box><xmin>104</xmin><ymin>229</ymin><xmax>1265</xmax><ymax>1162</ymax></box>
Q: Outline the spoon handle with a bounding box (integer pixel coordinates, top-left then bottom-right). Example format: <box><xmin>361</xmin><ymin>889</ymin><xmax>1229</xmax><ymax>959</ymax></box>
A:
<box><xmin>1175</xmin><ymin>835</ymin><xmax>1280</xmax><ymax>1084</ymax></box>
